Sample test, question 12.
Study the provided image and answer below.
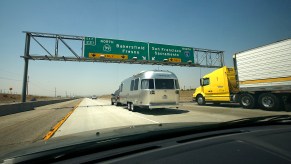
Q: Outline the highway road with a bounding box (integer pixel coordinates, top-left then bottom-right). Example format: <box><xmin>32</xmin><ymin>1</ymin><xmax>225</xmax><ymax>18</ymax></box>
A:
<box><xmin>0</xmin><ymin>99</ymin><xmax>81</xmax><ymax>155</ymax></box>
<box><xmin>53</xmin><ymin>98</ymin><xmax>291</xmax><ymax>138</ymax></box>
<box><xmin>1</xmin><ymin>98</ymin><xmax>290</xmax><ymax>156</ymax></box>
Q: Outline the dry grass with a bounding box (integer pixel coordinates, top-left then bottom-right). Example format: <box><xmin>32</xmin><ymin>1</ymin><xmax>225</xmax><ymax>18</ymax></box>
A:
<box><xmin>0</xmin><ymin>93</ymin><xmax>54</xmax><ymax>104</ymax></box>
<box><xmin>98</xmin><ymin>95</ymin><xmax>112</xmax><ymax>99</ymax></box>
<box><xmin>179</xmin><ymin>89</ymin><xmax>195</xmax><ymax>102</ymax></box>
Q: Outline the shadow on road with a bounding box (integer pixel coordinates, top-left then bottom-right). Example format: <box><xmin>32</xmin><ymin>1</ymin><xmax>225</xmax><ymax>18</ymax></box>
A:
<box><xmin>133</xmin><ymin>108</ymin><xmax>189</xmax><ymax>115</ymax></box>
<box><xmin>183</xmin><ymin>102</ymin><xmax>291</xmax><ymax>112</ymax></box>
<box><xmin>205</xmin><ymin>103</ymin><xmax>241</xmax><ymax>108</ymax></box>
<box><xmin>50</xmin><ymin>106</ymin><xmax>74</xmax><ymax>110</ymax></box>
<box><xmin>181</xmin><ymin>102</ymin><xmax>241</xmax><ymax>109</ymax></box>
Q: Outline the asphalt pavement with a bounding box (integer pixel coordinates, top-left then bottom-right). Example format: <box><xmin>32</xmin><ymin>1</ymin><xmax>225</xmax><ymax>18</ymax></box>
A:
<box><xmin>53</xmin><ymin>98</ymin><xmax>291</xmax><ymax>138</ymax></box>
<box><xmin>1</xmin><ymin>98</ymin><xmax>290</xmax><ymax>155</ymax></box>
<box><xmin>0</xmin><ymin>99</ymin><xmax>81</xmax><ymax>155</ymax></box>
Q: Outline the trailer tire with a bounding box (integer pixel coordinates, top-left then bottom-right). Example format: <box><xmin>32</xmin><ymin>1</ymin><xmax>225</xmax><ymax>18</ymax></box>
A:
<box><xmin>127</xmin><ymin>102</ymin><xmax>131</xmax><ymax>110</ymax></box>
<box><xmin>130</xmin><ymin>103</ymin><xmax>135</xmax><ymax>112</ymax></box>
<box><xmin>258</xmin><ymin>93</ymin><xmax>282</xmax><ymax>111</ymax></box>
<box><xmin>239</xmin><ymin>93</ymin><xmax>256</xmax><ymax>109</ymax></box>
<box><xmin>196</xmin><ymin>95</ymin><xmax>206</xmax><ymax>105</ymax></box>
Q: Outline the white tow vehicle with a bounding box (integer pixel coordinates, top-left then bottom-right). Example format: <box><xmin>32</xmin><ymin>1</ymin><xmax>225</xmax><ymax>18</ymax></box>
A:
<box><xmin>118</xmin><ymin>70</ymin><xmax>180</xmax><ymax>111</ymax></box>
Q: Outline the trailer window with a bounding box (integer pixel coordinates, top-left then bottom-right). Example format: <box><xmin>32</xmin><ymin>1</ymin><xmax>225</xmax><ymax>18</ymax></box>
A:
<box><xmin>175</xmin><ymin>79</ymin><xmax>180</xmax><ymax>89</ymax></box>
<box><xmin>141</xmin><ymin>79</ymin><xmax>154</xmax><ymax>89</ymax></box>
<box><xmin>134</xmin><ymin>78</ymin><xmax>139</xmax><ymax>90</ymax></box>
<box><xmin>120</xmin><ymin>84</ymin><xmax>123</xmax><ymax>92</ymax></box>
<box><xmin>155</xmin><ymin>79</ymin><xmax>175</xmax><ymax>89</ymax></box>
<box><xmin>130</xmin><ymin>80</ymin><xmax>134</xmax><ymax>91</ymax></box>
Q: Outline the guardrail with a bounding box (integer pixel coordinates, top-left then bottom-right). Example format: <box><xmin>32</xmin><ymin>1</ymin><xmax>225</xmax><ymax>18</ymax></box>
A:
<box><xmin>0</xmin><ymin>99</ymin><xmax>75</xmax><ymax>116</ymax></box>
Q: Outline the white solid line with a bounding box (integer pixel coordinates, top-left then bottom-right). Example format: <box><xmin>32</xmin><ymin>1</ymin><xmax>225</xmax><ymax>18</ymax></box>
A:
<box><xmin>132</xmin><ymin>113</ymin><xmax>160</xmax><ymax>124</ymax></box>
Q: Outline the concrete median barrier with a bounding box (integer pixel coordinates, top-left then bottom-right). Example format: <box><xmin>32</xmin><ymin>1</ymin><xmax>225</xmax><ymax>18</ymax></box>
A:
<box><xmin>0</xmin><ymin>99</ymin><xmax>75</xmax><ymax>116</ymax></box>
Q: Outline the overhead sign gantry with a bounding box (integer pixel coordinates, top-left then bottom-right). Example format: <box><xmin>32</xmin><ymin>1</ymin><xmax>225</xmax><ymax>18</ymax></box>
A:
<box><xmin>21</xmin><ymin>31</ymin><xmax>224</xmax><ymax>102</ymax></box>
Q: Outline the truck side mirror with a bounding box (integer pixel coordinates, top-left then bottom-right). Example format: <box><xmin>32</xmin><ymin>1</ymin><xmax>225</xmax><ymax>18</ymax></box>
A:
<box><xmin>200</xmin><ymin>78</ymin><xmax>204</xmax><ymax>86</ymax></box>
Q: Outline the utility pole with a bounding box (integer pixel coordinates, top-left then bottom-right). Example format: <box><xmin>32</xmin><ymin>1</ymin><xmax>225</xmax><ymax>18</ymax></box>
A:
<box><xmin>55</xmin><ymin>87</ymin><xmax>56</xmax><ymax>98</ymax></box>
<box><xmin>26</xmin><ymin>75</ymin><xmax>29</xmax><ymax>96</ymax></box>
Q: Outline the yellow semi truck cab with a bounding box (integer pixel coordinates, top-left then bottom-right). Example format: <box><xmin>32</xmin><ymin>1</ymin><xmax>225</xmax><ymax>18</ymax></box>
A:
<box><xmin>193</xmin><ymin>66</ymin><xmax>239</xmax><ymax>105</ymax></box>
<box><xmin>193</xmin><ymin>39</ymin><xmax>291</xmax><ymax>111</ymax></box>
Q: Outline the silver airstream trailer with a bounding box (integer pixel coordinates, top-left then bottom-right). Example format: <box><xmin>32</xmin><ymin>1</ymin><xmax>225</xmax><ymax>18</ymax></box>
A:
<box><xmin>118</xmin><ymin>70</ymin><xmax>180</xmax><ymax>111</ymax></box>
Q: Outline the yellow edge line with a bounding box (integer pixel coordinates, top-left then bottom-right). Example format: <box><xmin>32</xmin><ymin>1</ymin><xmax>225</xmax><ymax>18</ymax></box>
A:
<box><xmin>43</xmin><ymin>100</ymin><xmax>82</xmax><ymax>140</ymax></box>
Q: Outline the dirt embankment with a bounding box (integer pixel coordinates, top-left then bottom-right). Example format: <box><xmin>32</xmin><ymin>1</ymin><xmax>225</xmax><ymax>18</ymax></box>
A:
<box><xmin>98</xmin><ymin>95</ymin><xmax>111</xmax><ymax>99</ymax></box>
<box><xmin>179</xmin><ymin>89</ymin><xmax>195</xmax><ymax>102</ymax></box>
<box><xmin>0</xmin><ymin>94</ymin><xmax>55</xmax><ymax>104</ymax></box>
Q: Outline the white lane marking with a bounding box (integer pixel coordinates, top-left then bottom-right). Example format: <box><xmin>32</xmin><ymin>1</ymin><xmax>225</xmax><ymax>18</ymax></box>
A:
<box><xmin>86</xmin><ymin>98</ymin><xmax>160</xmax><ymax>124</ymax></box>
<box><xmin>131</xmin><ymin>112</ymin><xmax>160</xmax><ymax>124</ymax></box>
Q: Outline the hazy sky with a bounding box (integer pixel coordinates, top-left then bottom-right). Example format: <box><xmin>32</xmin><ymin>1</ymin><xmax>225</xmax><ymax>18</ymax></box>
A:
<box><xmin>0</xmin><ymin>0</ymin><xmax>290</xmax><ymax>97</ymax></box>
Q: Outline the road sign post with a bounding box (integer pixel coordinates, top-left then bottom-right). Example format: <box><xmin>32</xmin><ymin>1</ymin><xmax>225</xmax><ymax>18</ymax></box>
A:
<box><xmin>22</xmin><ymin>33</ymin><xmax>30</xmax><ymax>102</ymax></box>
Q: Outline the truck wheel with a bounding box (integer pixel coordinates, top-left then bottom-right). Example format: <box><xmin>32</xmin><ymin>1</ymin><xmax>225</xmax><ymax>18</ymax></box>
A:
<box><xmin>111</xmin><ymin>101</ymin><xmax>114</xmax><ymax>105</ymax></box>
<box><xmin>258</xmin><ymin>93</ymin><xmax>282</xmax><ymax>111</ymax></box>
<box><xmin>240</xmin><ymin>93</ymin><xmax>256</xmax><ymax>109</ymax></box>
<box><xmin>196</xmin><ymin>95</ymin><xmax>206</xmax><ymax>105</ymax></box>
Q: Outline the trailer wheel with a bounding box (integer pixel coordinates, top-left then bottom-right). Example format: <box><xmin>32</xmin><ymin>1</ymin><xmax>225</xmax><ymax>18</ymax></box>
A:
<box><xmin>127</xmin><ymin>102</ymin><xmax>131</xmax><ymax>110</ymax></box>
<box><xmin>196</xmin><ymin>95</ymin><xmax>206</xmax><ymax>105</ymax></box>
<box><xmin>240</xmin><ymin>93</ymin><xmax>256</xmax><ymax>109</ymax></box>
<box><xmin>130</xmin><ymin>103</ymin><xmax>135</xmax><ymax>112</ymax></box>
<box><xmin>258</xmin><ymin>93</ymin><xmax>282</xmax><ymax>111</ymax></box>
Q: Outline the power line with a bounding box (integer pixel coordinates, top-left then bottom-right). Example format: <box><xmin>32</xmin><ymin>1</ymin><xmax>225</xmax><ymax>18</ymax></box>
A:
<box><xmin>0</xmin><ymin>76</ymin><xmax>22</xmax><ymax>82</ymax></box>
<box><xmin>0</xmin><ymin>68</ymin><xmax>21</xmax><ymax>76</ymax></box>
<box><xmin>0</xmin><ymin>75</ymin><xmax>75</xmax><ymax>96</ymax></box>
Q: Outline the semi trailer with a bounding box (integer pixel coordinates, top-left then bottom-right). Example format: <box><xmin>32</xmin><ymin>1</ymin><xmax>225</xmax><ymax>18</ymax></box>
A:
<box><xmin>193</xmin><ymin>39</ymin><xmax>291</xmax><ymax>111</ymax></box>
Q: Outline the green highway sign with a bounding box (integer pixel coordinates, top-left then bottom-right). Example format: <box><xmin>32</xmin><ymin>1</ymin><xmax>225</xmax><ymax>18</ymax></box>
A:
<box><xmin>149</xmin><ymin>43</ymin><xmax>194</xmax><ymax>63</ymax></box>
<box><xmin>84</xmin><ymin>37</ymin><xmax>194</xmax><ymax>63</ymax></box>
<box><xmin>84</xmin><ymin>37</ymin><xmax>148</xmax><ymax>60</ymax></box>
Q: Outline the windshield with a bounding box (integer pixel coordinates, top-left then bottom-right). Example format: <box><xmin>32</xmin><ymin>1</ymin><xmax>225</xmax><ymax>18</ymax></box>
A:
<box><xmin>0</xmin><ymin>0</ymin><xmax>291</xmax><ymax>159</ymax></box>
<box><xmin>155</xmin><ymin>79</ymin><xmax>175</xmax><ymax>89</ymax></box>
<box><xmin>141</xmin><ymin>79</ymin><xmax>177</xmax><ymax>89</ymax></box>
